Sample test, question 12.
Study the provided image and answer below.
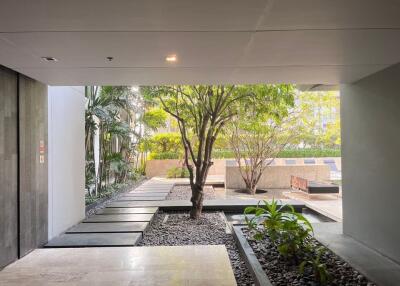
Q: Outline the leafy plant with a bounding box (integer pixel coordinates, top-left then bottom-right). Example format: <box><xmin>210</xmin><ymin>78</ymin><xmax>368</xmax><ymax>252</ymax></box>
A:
<box><xmin>244</xmin><ymin>199</ymin><xmax>313</xmax><ymax>259</ymax></box>
<box><xmin>244</xmin><ymin>200</ymin><xmax>331</xmax><ymax>284</ymax></box>
<box><xmin>299</xmin><ymin>247</ymin><xmax>330</xmax><ymax>285</ymax></box>
<box><xmin>245</xmin><ymin>199</ymin><xmax>290</xmax><ymax>242</ymax></box>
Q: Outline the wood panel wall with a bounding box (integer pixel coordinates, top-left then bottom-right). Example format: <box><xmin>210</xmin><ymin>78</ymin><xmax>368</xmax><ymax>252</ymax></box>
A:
<box><xmin>18</xmin><ymin>74</ymin><xmax>48</xmax><ymax>257</ymax></box>
<box><xmin>0</xmin><ymin>66</ymin><xmax>18</xmax><ymax>268</ymax></box>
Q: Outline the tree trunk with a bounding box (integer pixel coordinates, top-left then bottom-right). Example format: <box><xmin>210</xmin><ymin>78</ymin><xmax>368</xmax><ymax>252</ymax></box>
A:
<box><xmin>190</xmin><ymin>184</ymin><xmax>204</xmax><ymax>219</ymax></box>
<box><xmin>245</xmin><ymin>178</ymin><xmax>257</xmax><ymax>195</ymax></box>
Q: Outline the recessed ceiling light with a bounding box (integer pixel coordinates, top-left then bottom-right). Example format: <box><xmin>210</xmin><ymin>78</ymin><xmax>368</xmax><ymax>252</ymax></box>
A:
<box><xmin>166</xmin><ymin>55</ymin><xmax>177</xmax><ymax>62</ymax></box>
<box><xmin>41</xmin><ymin>56</ymin><xmax>58</xmax><ymax>62</ymax></box>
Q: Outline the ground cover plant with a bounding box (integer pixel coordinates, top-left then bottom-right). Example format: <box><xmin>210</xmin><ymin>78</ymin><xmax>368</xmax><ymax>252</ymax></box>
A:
<box><xmin>244</xmin><ymin>200</ymin><xmax>373</xmax><ymax>285</ymax></box>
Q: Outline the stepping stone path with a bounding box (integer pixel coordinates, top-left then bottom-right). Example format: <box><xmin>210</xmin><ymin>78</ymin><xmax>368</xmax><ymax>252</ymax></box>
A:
<box><xmin>44</xmin><ymin>179</ymin><xmax>174</xmax><ymax>248</ymax></box>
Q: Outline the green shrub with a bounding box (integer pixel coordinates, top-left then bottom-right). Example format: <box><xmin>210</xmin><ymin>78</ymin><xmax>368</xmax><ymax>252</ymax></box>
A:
<box><xmin>299</xmin><ymin>247</ymin><xmax>331</xmax><ymax>285</ymax></box>
<box><xmin>150</xmin><ymin>151</ymin><xmax>181</xmax><ymax>160</ymax></box>
<box><xmin>244</xmin><ymin>200</ymin><xmax>330</xmax><ymax>285</ymax></box>
<box><xmin>166</xmin><ymin>166</ymin><xmax>190</xmax><ymax>178</ymax></box>
<box><xmin>277</xmin><ymin>148</ymin><xmax>341</xmax><ymax>158</ymax></box>
<box><xmin>85</xmin><ymin>182</ymin><xmax>129</xmax><ymax>206</ymax></box>
<box><xmin>245</xmin><ymin>199</ymin><xmax>313</xmax><ymax>259</ymax></box>
<box><xmin>150</xmin><ymin>148</ymin><xmax>340</xmax><ymax>160</ymax></box>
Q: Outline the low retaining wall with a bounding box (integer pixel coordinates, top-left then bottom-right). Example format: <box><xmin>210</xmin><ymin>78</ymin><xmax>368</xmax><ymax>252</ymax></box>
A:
<box><xmin>225</xmin><ymin>164</ymin><xmax>330</xmax><ymax>189</ymax></box>
<box><xmin>146</xmin><ymin>157</ymin><xmax>339</xmax><ymax>179</ymax></box>
<box><xmin>145</xmin><ymin>159</ymin><xmax>227</xmax><ymax>178</ymax></box>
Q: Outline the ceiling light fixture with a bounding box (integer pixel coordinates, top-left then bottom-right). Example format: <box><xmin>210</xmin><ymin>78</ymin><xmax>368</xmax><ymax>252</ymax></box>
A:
<box><xmin>166</xmin><ymin>54</ymin><xmax>177</xmax><ymax>62</ymax></box>
<box><xmin>41</xmin><ymin>56</ymin><xmax>58</xmax><ymax>62</ymax></box>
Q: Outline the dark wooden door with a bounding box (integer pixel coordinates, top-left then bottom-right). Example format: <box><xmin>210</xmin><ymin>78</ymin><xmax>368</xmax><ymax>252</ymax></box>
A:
<box><xmin>0</xmin><ymin>66</ymin><xmax>18</xmax><ymax>268</ymax></box>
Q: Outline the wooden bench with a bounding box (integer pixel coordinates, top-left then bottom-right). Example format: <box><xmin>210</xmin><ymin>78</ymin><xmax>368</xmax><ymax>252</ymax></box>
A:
<box><xmin>290</xmin><ymin>176</ymin><xmax>339</xmax><ymax>194</ymax></box>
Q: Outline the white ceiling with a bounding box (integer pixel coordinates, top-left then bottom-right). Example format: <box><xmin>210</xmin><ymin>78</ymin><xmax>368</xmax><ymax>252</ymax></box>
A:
<box><xmin>0</xmin><ymin>0</ymin><xmax>399</xmax><ymax>85</ymax></box>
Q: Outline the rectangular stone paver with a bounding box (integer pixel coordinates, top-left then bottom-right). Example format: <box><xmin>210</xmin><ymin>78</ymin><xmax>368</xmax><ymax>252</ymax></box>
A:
<box><xmin>83</xmin><ymin>214</ymin><xmax>154</xmax><ymax>223</ymax></box>
<box><xmin>130</xmin><ymin>189</ymin><xmax>171</xmax><ymax>193</ymax></box>
<box><xmin>66</xmin><ymin>222</ymin><xmax>148</xmax><ymax>233</ymax></box>
<box><xmin>0</xmin><ymin>246</ymin><xmax>236</xmax><ymax>286</ymax></box>
<box><xmin>134</xmin><ymin>188</ymin><xmax>171</xmax><ymax>192</ymax></box>
<box><xmin>136</xmin><ymin>186</ymin><xmax>171</xmax><ymax>188</ymax></box>
<box><xmin>44</xmin><ymin>232</ymin><xmax>141</xmax><ymax>248</ymax></box>
<box><xmin>124</xmin><ymin>192</ymin><xmax>169</xmax><ymax>197</ymax></box>
<box><xmin>117</xmin><ymin>196</ymin><xmax>166</xmax><ymax>201</ymax></box>
<box><xmin>96</xmin><ymin>207</ymin><xmax>158</xmax><ymax>214</ymax></box>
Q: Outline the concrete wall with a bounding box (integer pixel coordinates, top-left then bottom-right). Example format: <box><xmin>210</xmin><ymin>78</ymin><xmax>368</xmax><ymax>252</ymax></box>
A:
<box><xmin>341</xmin><ymin>63</ymin><xmax>400</xmax><ymax>264</ymax></box>
<box><xmin>48</xmin><ymin>86</ymin><xmax>85</xmax><ymax>239</ymax></box>
<box><xmin>146</xmin><ymin>157</ymin><xmax>340</xmax><ymax>178</ymax></box>
<box><xmin>146</xmin><ymin>159</ymin><xmax>227</xmax><ymax>178</ymax></box>
<box><xmin>226</xmin><ymin>164</ymin><xmax>330</xmax><ymax>189</ymax></box>
<box><xmin>0</xmin><ymin>66</ymin><xmax>18</xmax><ymax>267</ymax></box>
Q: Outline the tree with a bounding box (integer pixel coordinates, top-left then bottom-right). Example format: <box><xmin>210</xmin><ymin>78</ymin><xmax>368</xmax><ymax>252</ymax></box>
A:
<box><xmin>136</xmin><ymin>107</ymin><xmax>168</xmax><ymax>173</ymax></box>
<box><xmin>85</xmin><ymin>86</ymin><xmax>137</xmax><ymax>195</ymax></box>
<box><xmin>148</xmin><ymin>133</ymin><xmax>182</xmax><ymax>154</ymax></box>
<box><xmin>145</xmin><ymin>85</ymin><xmax>249</xmax><ymax>218</ymax></box>
<box><xmin>228</xmin><ymin>85</ymin><xmax>298</xmax><ymax>194</ymax></box>
<box><xmin>295</xmin><ymin>91</ymin><xmax>340</xmax><ymax>148</ymax></box>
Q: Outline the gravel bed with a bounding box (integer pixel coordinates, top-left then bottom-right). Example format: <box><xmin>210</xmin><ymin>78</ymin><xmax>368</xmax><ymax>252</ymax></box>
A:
<box><xmin>85</xmin><ymin>178</ymin><xmax>146</xmax><ymax>217</ymax></box>
<box><xmin>166</xmin><ymin>185</ymin><xmax>216</xmax><ymax>200</ymax></box>
<box><xmin>139</xmin><ymin>211</ymin><xmax>254</xmax><ymax>286</ymax></box>
<box><xmin>243</xmin><ymin>229</ymin><xmax>375</xmax><ymax>286</ymax></box>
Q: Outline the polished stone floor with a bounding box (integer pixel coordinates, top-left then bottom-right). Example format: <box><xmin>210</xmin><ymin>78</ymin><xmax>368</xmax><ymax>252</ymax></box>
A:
<box><xmin>0</xmin><ymin>245</ymin><xmax>237</xmax><ymax>286</ymax></box>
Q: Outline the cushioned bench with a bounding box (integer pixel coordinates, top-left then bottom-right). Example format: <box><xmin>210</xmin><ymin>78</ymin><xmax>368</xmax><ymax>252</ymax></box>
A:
<box><xmin>290</xmin><ymin>175</ymin><xmax>339</xmax><ymax>194</ymax></box>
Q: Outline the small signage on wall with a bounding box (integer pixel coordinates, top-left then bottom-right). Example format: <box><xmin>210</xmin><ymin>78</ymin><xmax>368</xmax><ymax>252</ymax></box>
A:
<box><xmin>39</xmin><ymin>140</ymin><xmax>45</xmax><ymax>164</ymax></box>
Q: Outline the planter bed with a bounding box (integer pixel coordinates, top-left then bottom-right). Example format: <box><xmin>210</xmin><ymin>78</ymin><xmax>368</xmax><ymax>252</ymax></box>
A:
<box><xmin>233</xmin><ymin>226</ymin><xmax>375</xmax><ymax>286</ymax></box>
<box><xmin>138</xmin><ymin>211</ymin><xmax>254</xmax><ymax>286</ymax></box>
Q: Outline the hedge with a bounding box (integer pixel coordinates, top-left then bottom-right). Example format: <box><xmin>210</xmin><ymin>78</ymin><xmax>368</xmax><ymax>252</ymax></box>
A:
<box><xmin>149</xmin><ymin>148</ymin><xmax>341</xmax><ymax>160</ymax></box>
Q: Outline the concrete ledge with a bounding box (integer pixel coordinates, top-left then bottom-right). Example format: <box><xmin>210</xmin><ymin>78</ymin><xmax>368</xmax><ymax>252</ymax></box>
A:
<box><xmin>107</xmin><ymin>199</ymin><xmax>306</xmax><ymax>213</ymax></box>
<box><xmin>232</xmin><ymin>226</ymin><xmax>272</xmax><ymax>286</ymax></box>
<box><xmin>226</xmin><ymin>164</ymin><xmax>330</xmax><ymax>189</ymax></box>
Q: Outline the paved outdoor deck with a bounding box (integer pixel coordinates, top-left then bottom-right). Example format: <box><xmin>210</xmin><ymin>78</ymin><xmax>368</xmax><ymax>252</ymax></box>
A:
<box><xmin>313</xmin><ymin>222</ymin><xmax>400</xmax><ymax>286</ymax></box>
<box><xmin>0</xmin><ymin>245</ymin><xmax>237</xmax><ymax>286</ymax></box>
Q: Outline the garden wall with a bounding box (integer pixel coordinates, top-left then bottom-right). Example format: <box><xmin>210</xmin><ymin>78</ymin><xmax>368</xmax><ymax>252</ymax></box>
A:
<box><xmin>146</xmin><ymin>159</ymin><xmax>227</xmax><ymax>178</ymax></box>
<box><xmin>146</xmin><ymin>157</ymin><xmax>339</xmax><ymax>179</ymax></box>
<box><xmin>226</xmin><ymin>164</ymin><xmax>330</xmax><ymax>189</ymax></box>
